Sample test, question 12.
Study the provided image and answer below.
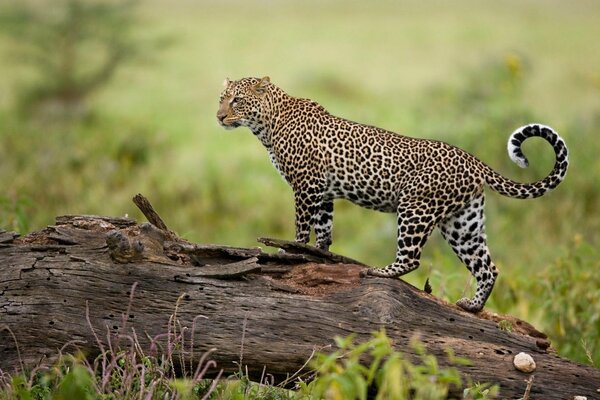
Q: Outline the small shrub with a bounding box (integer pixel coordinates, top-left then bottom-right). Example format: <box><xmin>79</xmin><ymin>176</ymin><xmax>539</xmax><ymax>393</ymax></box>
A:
<box><xmin>298</xmin><ymin>330</ymin><xmax>498</xmax><ymax>400</ymax></box>
<box><xmin>541</xmin><ymin>236</ymin><xmax>600</xmax><ymax>366</ymax></box>
<box><xmin>497</xmin><ymin>320</ymin><xmax>514</xmax><ymax>332</ymax></box>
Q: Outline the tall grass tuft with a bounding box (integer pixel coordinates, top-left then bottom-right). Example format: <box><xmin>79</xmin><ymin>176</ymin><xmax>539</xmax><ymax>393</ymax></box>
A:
<box><xmin>0</xmin><ymin>286</ymin><xmax>221</xmax><ymax>400</ymax></box>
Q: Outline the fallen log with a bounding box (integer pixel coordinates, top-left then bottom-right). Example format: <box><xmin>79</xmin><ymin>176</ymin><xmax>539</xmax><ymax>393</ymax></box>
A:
<box><xmin>0</xmin><ymin>195</ymin><xmax>598</xmax><ymax>399</ymax></box>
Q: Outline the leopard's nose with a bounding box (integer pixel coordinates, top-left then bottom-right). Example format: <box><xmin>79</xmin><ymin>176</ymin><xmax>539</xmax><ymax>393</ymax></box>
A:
<box><xmin>217</xmin><ymin>110</ymin><xmax>227</xmax><ymax>122</ymax></box>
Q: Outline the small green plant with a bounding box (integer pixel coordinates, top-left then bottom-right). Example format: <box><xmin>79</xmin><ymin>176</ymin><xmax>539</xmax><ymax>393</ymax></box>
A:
<box><xmin>541</xmin><ymin>236</ymin><xmax>600</xmax><ymax>366</ymax></box>
<box><xmin>497</xmin><ymin>320</ymin><xmax>514</xmax><ymax>332</ymax></box>
<box><xmin>463</xmin><ymin>383</ymin><xmax>500</xmax><ymax>400</ymax></box>
<box><xmin>204</xmin><ymin>374</ymin><xmax>295</xmax><ymax>400</ymax></box>
<box><xmin>0</xmin><ymin>195</ymin><xmax>31</xmax><ymax>234</ymax></box>
<box><xmin>298</xmin><ymin>330</ymin><xmax>498</xmax><ymax>400</ymax></box>
<box><xmin>0</xmin><ymin>355</ymin><xmax>96</xmax><ymax>400</ymax></box>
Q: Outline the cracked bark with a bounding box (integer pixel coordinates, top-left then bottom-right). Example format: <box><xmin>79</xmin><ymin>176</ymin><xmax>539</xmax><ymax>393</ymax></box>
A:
<box><xmin>0</xmin><ymin>196</ymin><xmax>599</xmax><ymax>399</ymax></box>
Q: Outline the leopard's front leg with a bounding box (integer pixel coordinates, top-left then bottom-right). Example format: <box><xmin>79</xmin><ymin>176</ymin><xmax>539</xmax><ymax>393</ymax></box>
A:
<box><xmin>313</xmin><ymin>198</ymin><xmax>333</xmax><ymax>251</ymax></box>
<box><xmin>293</xmin><ymin>189</ymin><xmax>323</xmax><ymax>245</ymax></box>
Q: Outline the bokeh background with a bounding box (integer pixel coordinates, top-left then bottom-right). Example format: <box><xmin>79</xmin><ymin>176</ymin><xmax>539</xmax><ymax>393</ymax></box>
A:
<box><xmin>1</xmin><ymin>0</ymin><xmax>599</xmax><ymax>365</ymax></box>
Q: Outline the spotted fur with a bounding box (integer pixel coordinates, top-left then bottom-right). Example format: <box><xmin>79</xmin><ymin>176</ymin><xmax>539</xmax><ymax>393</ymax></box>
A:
<box><xmin>217</xmin><ymin>76</ymin><xmax>569</xmax><ymax>312</ymax></box>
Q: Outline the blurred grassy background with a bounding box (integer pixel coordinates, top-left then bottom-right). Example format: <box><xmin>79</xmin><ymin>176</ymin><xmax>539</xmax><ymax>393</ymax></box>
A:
<box><xmin>1</xmin><ymin>0</ymin><xmax>599</xmax><ymax>365</ymax></box>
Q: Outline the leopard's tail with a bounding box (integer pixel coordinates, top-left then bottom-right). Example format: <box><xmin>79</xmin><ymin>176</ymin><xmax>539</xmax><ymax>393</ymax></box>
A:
<box><xmin>485</xmin><ymin>124</ymin><xmax>568</xmax><ymax>199</ymax></box>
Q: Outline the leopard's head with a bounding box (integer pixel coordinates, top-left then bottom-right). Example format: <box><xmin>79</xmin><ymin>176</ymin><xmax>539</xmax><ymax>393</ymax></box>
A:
<box><xmin>217</xmin><ymin>76</ymin><xmax>273</xmax><ymax>131</ymax></box>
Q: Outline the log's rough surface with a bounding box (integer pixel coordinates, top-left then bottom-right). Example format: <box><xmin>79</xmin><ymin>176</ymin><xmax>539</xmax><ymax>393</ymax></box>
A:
<box><xmin>1</xmin><ymin>214</ymin><xmax>599</xmax><ymax>399</ymax></box>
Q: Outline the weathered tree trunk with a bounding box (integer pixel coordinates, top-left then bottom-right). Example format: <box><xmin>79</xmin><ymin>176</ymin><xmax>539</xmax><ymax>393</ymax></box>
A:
<box><xmin>0</xmin><ymin>196</ymin><xmax>598</xmax><ymax>399</ymax></box>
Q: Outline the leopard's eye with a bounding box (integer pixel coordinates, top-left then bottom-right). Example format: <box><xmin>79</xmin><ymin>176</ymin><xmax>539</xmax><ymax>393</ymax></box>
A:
<box><xmin>231</xmin><ymin>96</ymin><xmax>243</xmax><ymax>107</ymax></box>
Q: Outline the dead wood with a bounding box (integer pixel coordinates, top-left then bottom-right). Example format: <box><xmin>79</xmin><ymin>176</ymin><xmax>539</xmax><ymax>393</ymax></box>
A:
<box><xmin>0</xmin><ymin>195</ymin><xmax>598</xmax><ymax>399</ymax></box>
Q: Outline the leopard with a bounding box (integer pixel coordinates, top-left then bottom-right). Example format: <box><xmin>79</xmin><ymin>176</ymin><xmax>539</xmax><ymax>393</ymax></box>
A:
<box><xmin>216</xmin><ymin>76</ymin><xmax>569</xmax><ymax>312</ymax></box>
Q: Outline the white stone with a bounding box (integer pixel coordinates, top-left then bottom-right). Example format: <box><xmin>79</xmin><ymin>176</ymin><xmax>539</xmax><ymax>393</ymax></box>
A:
<box><xmin>513</xmin><ymin>352</ymin><xmax>536</xmax><ymax>373</ymax></box>
<box><xmin>573</xmin><ymin>396</ymin><xmax>587</xmax><ymax>400</ymax></box>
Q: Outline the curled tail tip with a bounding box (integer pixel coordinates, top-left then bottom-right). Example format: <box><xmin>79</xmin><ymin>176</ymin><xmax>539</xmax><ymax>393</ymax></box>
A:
<box><xmin>515</xmin><ymin>158</ymin><xmax>529</xmax><ymax>169</ymax></box>
<box><xmin>507</xmin><ymin>123</ymin><xmax>561</xmax><ymax>169</ymax></box>
<box><xmin>508</xmin><ymin>150</ymin><xmax>529</xmax><ymax>169</ymax></box>
<box><xmin>492</xmin><ymin>123</ymin><xmax>568</xmax><ymax>199</ymax></box>
<box><xmin>507</xmin><ymin>125</ymin><xmax>530</xmax><ymax>168</ymax></box>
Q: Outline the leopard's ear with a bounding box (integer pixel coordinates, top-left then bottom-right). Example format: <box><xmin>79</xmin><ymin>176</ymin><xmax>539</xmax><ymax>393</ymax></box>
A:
<box><xmin>223</xmin><ymin>78</ymin><xmax>231</xmax><ymax>88</ymax></box>
<box><xmin>253</xmin><ymin>76</ymin><xmax>270</xmax><ymax>95</ymax></box>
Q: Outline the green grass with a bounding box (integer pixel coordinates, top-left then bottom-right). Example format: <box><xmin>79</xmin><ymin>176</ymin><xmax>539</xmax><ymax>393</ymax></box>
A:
<box><xmin>1</xmin><ymin>0</ymin><xmax>599</xmax><ymax>366</ymax></box>
<box><xmin>0</xmin><ymin>328</ymin><xmax>498</xmax><ymax>400</ymax></box>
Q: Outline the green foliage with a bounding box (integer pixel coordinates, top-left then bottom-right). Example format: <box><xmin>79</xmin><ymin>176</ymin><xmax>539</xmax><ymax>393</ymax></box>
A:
<box><xmin>1</xmin><ymin>353</ymin><xmax>182</xmax><ymax>400</ymax></box>
<box><xmin>0</xmin><ymin>111</ymin><xmax>164</xmax><ymax>233</ymax></box>
<box><xmin>0</xmin><ymin>195</ymin><xmax>31</xmax><ymax>234</ymax></box>
<box><xmin>0</xmin><ymin>331</ymin><xmax>500</xmax><ymax>400</ymax></box>
<box><xmin>497</xmin><ymin>320</ymin><xmax>514</xmax><ymax>333</ymax></box>
<box><xmin>414</xmin><ymin>53</ymin><xmax>535</xmax><ymax>139</ymax></box>
<box><xmin>170</xmin><ymin>379</ymin><xmax>199</xmax><ymax>400</ymax></box>
<box><xmin>298</xmin><ymin>331</ymin><xmax>498</xmax><ymax>400</ymax></box>
<box><xmin>0</xmin><ymin>356</ymin><xmax>95</xmax><ymax>400</ymax></box>
<box><xmin>541</xmin><ymin>237</ymin><xmax>600</xmax><ymax>366</ymax></box>
<box><xmin>0</xmin><ymin>0</ymin><xmax>145</xmax><ymax>115</ymax></box>
<box><xmin>462</xmin><ymin>383</ymin><xmax>501</xmax><ymax>400</ymax></box>
<box><xmin>54</xmin><ymin>361</ymin><xmax>96</xmax><ymax>400</ymax></box>
<box><xmin>203</xmin><ymin>375</ymin><xmax>295</xmax><ymax>400</ymax></box>
<box><xmin>0</xmin><ymin>311</ymin><xmax>219</xmax><ymax>399</ymax></box>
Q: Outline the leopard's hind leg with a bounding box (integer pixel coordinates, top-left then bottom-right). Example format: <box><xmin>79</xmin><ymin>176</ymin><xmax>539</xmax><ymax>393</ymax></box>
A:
<box><xmin>438</xmin><ymin>194</ymin><xmax>499</xmax><ymax>312</ymax></box>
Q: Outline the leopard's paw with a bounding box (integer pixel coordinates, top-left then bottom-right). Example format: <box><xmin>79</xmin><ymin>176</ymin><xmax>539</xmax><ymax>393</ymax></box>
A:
<box><xmin>366</xmin><ymin>268</ymin><xmax>391</xmax><ymax>277</ymax></box>
<box><xmin>456</xmin><ymin>298</ymin><xmax>483</xmax><ymax>313</ymax></box>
